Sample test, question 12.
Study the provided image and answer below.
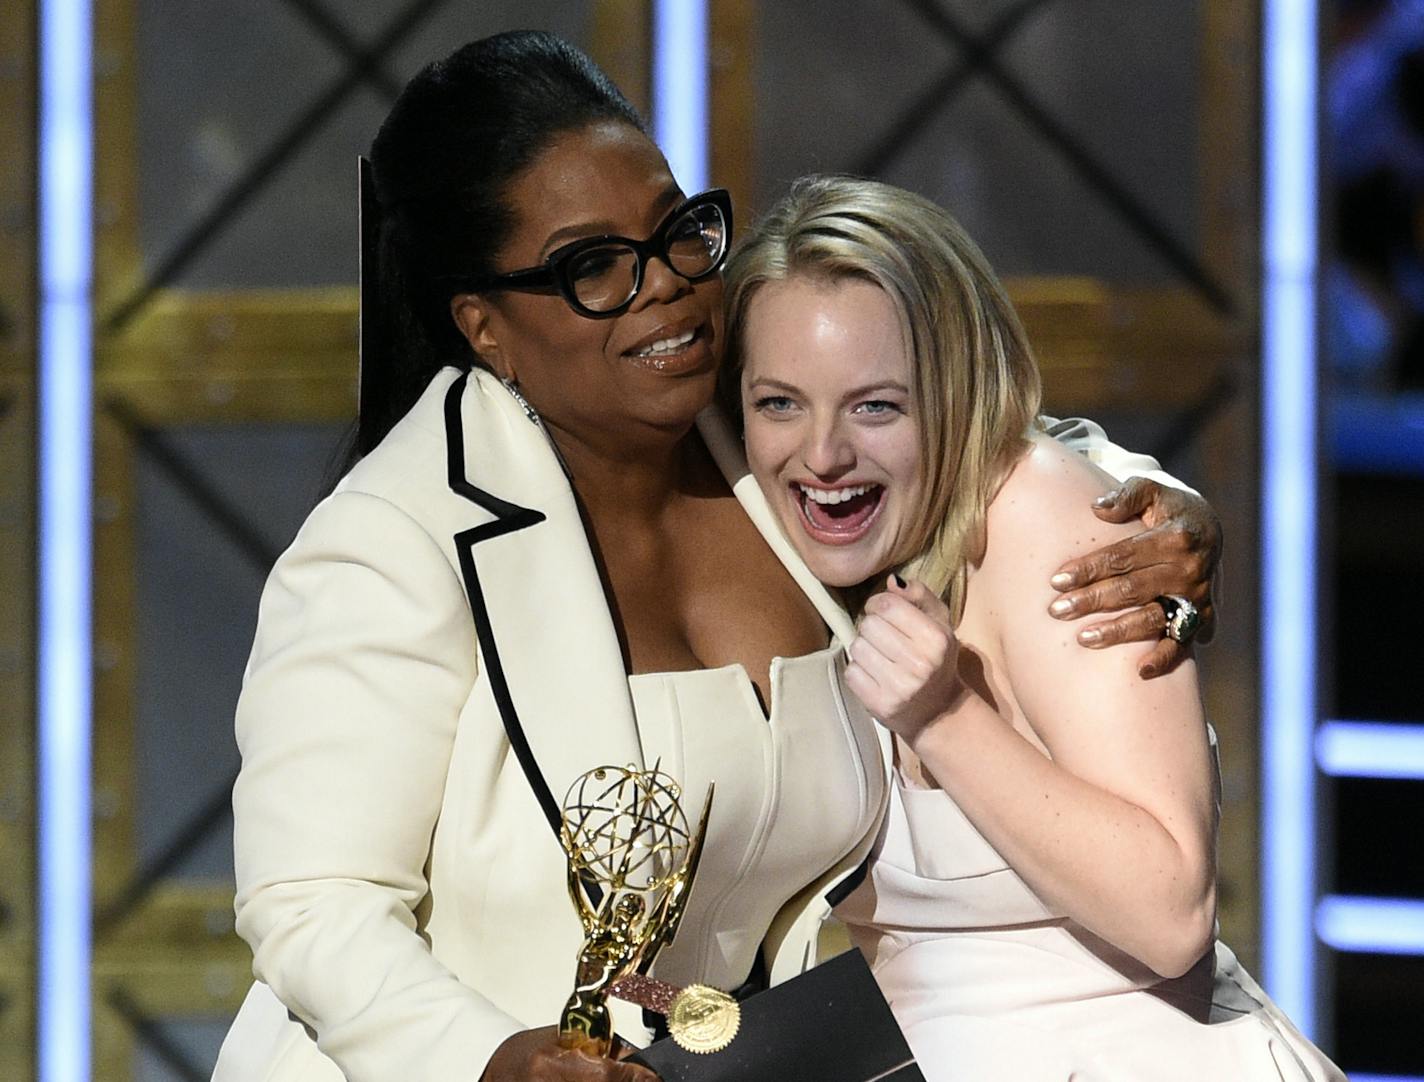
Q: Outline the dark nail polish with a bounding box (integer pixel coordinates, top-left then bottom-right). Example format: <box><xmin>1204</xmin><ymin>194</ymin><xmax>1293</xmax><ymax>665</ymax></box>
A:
<box><xmin>893</xmin><ymin>574</ymin><xmax>907</xmax><ymax>589</ymax></box>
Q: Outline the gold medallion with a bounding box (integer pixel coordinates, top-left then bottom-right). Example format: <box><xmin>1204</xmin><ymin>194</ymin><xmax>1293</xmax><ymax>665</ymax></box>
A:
<box><xmin>667</xmin><ymin>984</ymin><xmax>740</xmax><ymax>1054</ymax></box>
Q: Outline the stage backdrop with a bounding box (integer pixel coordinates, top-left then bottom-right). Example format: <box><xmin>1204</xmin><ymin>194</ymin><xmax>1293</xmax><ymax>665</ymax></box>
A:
<box><xmin>11</xmin><ymin>1</ymin><xmax>1268</xmax><ymax>1079</ymax></box>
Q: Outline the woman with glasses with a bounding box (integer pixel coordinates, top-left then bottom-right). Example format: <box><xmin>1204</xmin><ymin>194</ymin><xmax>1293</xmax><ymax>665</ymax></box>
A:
<box><xmin>213</xmin><ymin>31</ymin><xmax>1219</xmax><ymax>1082</ymax></box>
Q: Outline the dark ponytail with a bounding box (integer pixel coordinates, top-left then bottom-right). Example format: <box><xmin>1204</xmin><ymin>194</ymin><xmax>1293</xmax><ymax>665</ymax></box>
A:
<box><xmin>355</xmin><ymin>31</ymin><xmax>646</xmax><ymax>455</ymax></box>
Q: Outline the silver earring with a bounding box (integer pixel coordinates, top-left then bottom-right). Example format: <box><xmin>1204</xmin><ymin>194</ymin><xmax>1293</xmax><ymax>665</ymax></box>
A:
<box><xmin>501</xmin><ymin>377</ymin><xmax>573</xmax><ymax>481</ymax></box>
<box><xmin>501</xmin><ymin>378</ymin><xmax>541</xmax><ymax>427</ymax></box>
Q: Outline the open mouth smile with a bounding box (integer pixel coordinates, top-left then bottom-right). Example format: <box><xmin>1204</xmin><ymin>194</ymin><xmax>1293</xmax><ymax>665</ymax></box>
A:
<box><xmin>622</xmin><ymin>322</ymin><xmax>711</xmax><ymax>373</ymax></box>
<box><xmin>630</xmin><ymin>327</ymin><xmax>696</xmax><ymax>356</ymax></box>
<box><xmin>792</xmin><ymin>481</ymin><xmax>886</xmax><ymax>545</ymax></box>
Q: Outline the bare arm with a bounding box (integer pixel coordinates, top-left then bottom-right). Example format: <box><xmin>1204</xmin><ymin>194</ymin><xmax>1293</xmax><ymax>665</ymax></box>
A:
<box><xmin>846</xmin><ymin>438</ymin><xmax>1218</xmax><ymax>977</ymax></box>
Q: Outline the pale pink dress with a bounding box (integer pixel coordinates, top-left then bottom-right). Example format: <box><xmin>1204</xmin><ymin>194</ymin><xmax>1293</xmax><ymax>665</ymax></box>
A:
<box><xmin>836</xmin><ymin>766</ymin><xmax>1346</xmax><ymax>1082</ymax></box>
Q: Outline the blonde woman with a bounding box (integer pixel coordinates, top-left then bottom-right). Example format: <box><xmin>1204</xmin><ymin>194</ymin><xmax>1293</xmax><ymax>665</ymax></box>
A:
<box><xmin>724</xmin><ymin>175</ymin><xmax>1344</xmax><ymax>1080</ymax></box>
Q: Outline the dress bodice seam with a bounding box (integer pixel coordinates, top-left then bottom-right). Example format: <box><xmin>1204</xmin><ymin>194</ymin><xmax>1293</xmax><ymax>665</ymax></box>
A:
<box><xmin>626</xmin><ymin>643</ymin><xmax>844</xmax><ymax>727</ymax></box>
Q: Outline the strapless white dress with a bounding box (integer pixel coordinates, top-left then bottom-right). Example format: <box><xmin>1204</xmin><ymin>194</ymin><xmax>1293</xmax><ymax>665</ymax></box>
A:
<box><xmin>836</xmin><ymin>770</ymin><xmax>1345</xmax><ymax>1081</ymax></box>
<box><xmin>631</xmin><ymin>643</ymin><xmax>885</xmax><ymax>992</ymax></box>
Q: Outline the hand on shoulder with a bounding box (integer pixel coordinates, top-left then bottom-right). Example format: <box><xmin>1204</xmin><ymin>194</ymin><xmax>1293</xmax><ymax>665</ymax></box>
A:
<box><xmin>981</xmin><ymin>435</ymin><xmax>1163</xmax><ymax>662</ymax></box>
<box><xmin>978</xmin><ymin>435</ymin><xmax>1211</xmax><ymax>793</ymax></box>
<box><xmin>985</xmin><ymin>434</ymin><xmax>1141</xmax><ymax>582</ymax></box>
<box><xmin>1039</xmin><ymin>456</ymin><xmax>1222</xmax><ymax>678</ymax></box>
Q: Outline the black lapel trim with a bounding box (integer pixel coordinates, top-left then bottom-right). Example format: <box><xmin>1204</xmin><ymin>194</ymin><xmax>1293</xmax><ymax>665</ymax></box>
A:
<box><xmin>823</xmin><ymin>854</ymin><xmax>871</xmax><ymax>908</ymax></box>
<box><xmin>442</xmin><ymin>374</ymin><xmax>562</xmax><ymax>836</ymax></box>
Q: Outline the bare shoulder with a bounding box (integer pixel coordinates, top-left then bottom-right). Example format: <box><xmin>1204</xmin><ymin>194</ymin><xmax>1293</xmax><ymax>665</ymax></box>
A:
<box><xmin>981</xmin><ymin>433</ymin><xmax>1136</xmax><ymax>582</ymax></box>
<box><xmin>973</xmin><ymin>437</ymin><xmax>1203</xmax><ymax>772</ymax></box>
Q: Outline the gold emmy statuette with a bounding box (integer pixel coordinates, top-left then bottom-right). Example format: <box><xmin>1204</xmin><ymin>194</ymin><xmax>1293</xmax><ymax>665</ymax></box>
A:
<box><xmin>557</xmin><ymin>764</ymin><xmax>713</xmax><ymax>1055</ymax></box>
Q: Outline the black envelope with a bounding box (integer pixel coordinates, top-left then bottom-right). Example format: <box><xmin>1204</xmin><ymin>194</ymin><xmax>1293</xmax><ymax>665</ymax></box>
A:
<box><xmin>627</xmin><ymin>948</ymin><xmax>926</xmax><ymax>1082</ymax></box>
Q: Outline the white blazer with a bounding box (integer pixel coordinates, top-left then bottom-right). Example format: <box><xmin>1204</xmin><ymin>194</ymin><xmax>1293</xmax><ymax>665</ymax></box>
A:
<box><xmin>213</xmin><ymin>367</ymin><xmax>880</xmax><ymax>1082</ymax></box>
<box><xmin>212</xmin><ymin>366</ymin><xmax>1175</xmax><ymax>1082</ymax></box>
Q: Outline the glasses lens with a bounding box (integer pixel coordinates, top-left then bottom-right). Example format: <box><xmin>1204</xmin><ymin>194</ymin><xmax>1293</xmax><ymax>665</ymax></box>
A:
<box><xmin>664</xmin><ymin>201</ymin><xmax>728</xmax><ymax>278</ymax></box>
<box><xmin>565</xmin><ymin>244</ymin><xmax>639</xmax><ymax>312</ymax></box>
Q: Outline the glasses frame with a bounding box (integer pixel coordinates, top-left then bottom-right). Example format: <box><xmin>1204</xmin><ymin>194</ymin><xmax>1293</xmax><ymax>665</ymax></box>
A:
<box><xmin>467</xmin><ymin>188</ymin><xmax>733</xmax><ymax>319</ymax></box>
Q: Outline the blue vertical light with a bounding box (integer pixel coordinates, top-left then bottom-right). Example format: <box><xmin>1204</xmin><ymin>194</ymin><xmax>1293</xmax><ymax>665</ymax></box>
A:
<box><xmin>1262</xmin><ymin>0</ymin><xmax>1319</xmax><ymax>1038</ymax></box>
<box><xmin>38</xmin><ymin>0</ymin><xmax>94</xmax><ymax>1078</ymax></box>
<box><xmin>652</xmin><ymin>0</ymin><xmax>710</xmax><ymax>193</ymax></box>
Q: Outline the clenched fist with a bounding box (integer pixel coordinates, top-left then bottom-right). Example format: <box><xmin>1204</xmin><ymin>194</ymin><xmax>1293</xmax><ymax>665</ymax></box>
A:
<box><xmin>845</xmin><ymin>576</ymin><xmax>963</xmax><ymax>743</ymax></box>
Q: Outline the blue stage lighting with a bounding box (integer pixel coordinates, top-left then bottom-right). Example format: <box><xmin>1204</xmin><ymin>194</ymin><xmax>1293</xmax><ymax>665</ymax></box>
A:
<box><xmin>653</xmin><ymin>0</ymin><xmax>709</xmax><ymax>194</ymax></box>
<box><xmin>1331</xmin><ymin>393</ymin><xmax>1424</xmax><ymax>475</ymax></box>
<box><xmin>38</xmin><ymin>0</ymin><xmax>94</xmax><ymax>1079</ymax></box>
<box><xmin>1261</xmin><ymin>0</ymin><xmax>1320</xmax><ymax>1037</ymax></box>
<box><xmin>1317</xmin><ymin>720</ymin><xmax>1424</xmax><ymax>780</ymax></box>
<box><xmin>1316</xmin><ymin>895</ymin><xmax>1424</xmax><ymax>957</ymax></box>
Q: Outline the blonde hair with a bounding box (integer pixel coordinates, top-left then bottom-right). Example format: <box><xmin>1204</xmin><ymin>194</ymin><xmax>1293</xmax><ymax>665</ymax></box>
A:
<box><xmin>723</xmin><ymin>175</ymin><xmax>1042</xmax><ymax>620</ymax></box>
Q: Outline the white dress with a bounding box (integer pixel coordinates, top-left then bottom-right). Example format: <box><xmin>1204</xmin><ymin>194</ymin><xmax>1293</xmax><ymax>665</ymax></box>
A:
<box><xmin>632</xmin><ymin>643</ymin><xmax>884</xmax><ymax>991</ymax></box>
<box><xmin>837</xmin><ymin>770</ymin><xmax>1345</xmax><ymax>1082</ymax></box>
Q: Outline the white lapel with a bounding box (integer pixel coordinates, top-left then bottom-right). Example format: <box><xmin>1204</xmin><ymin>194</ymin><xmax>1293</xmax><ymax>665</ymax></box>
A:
<box><xmin>443</xmin><ymin>375</ymin><xmax>885</xmax><ymax>839</ymax></box>
<box><xmin>696</xmin><ymin>404</ymin><xmax>896</xmax><ymax>796</ymax></box>
<box><xmin>445</xmin><ymin>368</ymin><xmax>645</xmax><ymax>826</ymax></box>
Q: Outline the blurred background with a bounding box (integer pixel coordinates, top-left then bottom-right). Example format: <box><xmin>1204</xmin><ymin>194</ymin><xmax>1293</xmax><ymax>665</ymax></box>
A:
<box><xmin>2</xmin><ymin>0</ymin><xmax>1422</xmax><ymax>1078</ymax></box>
